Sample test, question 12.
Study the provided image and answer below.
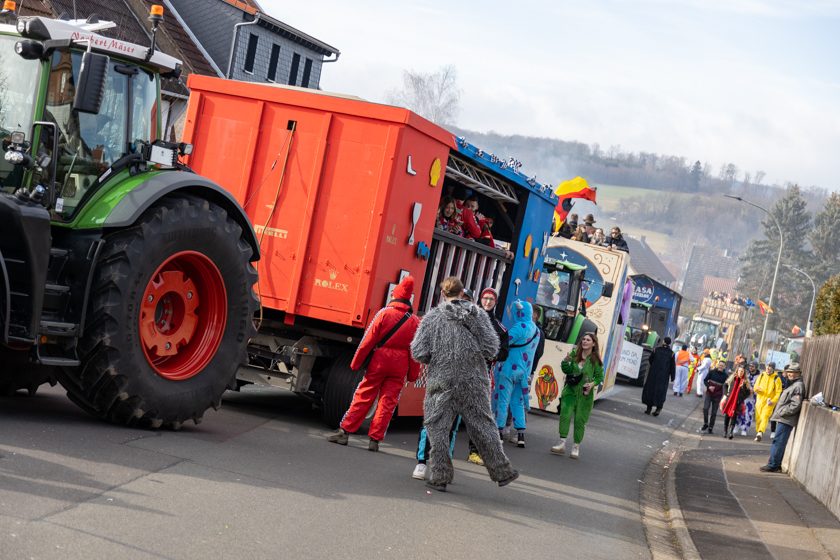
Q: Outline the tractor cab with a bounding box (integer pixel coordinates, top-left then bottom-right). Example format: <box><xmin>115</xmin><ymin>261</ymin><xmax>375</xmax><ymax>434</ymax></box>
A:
<box><xmin>625</xmin><ymin>301</ymin><xmax>659</xmax><ymax>347</ymax></box>
<box><xmin>534</xmin><ymin>257</ymin><xmax>592</xmax><ymax>343</ymax></box>
<box><xmin>1</xmin><ymin>11</ymin><xmax>186</xmax><ymax>217</ymax></box>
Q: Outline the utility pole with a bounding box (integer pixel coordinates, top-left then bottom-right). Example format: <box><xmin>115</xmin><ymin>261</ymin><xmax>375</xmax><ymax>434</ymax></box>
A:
<box><xmin>724</xmin><ymin>195</ymin><xmax>783</xmax><ymax>361</ymax></box>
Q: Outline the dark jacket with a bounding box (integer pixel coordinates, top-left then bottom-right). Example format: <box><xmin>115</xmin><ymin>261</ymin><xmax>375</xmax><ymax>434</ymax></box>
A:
<box><xmin>350</xmin><ymin>300</ymin><xmax>420</xmax><ymax>381</ymax></box>
<box><xmin>642</xmin><ymin>344</ymin><xmax>676</xmax><ymax>407</ymax></box>
<box><xmin>771</xmin><ymin>378</ymin><xmax>806</xmax><ymax>427</ymax></box>
<box><xmin>704</xmin><ymin>368</ymin><xmax>728</xmax><ymax>397</ymax></box>
<box><xmin>485</xmin><ymin>309</ymin><xmax>509</xmax><ymax>363</ymax></box>
<box><xmin>605</xmin><ymin>235</ymin><xmax>629</xmax><ymax>252</ymax></box>
<box><xmin>530</xmin><ymin>326</ymin><xmax>545</xmax><ymax>376</ymax></box>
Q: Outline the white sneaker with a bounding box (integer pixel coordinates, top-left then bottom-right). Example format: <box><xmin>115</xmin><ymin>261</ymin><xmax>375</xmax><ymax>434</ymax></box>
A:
<box><xmin>507</xmin><ymin>429</ymin><xmax>519</xmax><ymax>444</ymax></box>
<box><xmin>550</xmin><ymin>438</ymin><xmax>567</xmax><ymax>455</ymax></box>
<box><xmin>570</xmin><ymin>444</ymin><xmax>580</xmax><ymax>459</ymax></box>
<box><xmin>740</xmin><ymin>429</ymin><xmax>747</xmax><ymax>437</ymax></box>
<box><xmin>412</xmin><ymin>463</ymin><xmax>427</xmax><ymax>480</ymax></box>
<box><xmin>770</xmin><ymin>432</ymin><xmax>776</xmax><ymax>440</ymax></box>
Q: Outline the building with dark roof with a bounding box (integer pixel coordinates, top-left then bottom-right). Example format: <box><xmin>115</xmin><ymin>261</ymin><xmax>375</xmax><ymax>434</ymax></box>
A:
<box><xmin>625</xmin><ymin>235</ymin><xmax>676</xmax><ymax>288</ymax></box>
<box><xmin>167</xmin><ymin>0</ymin><xmax>339</xmax><ymax>87</ymax></box>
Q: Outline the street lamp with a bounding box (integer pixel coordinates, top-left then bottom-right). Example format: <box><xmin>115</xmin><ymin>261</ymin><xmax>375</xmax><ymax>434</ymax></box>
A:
<box><xmin>724</xmin><ymin>195</ymin><xmax>783</xmax><ymax>360</ymax></box>
<box><xmin>784</xmin><ymin>264</ymin><xmax>816</xmax><ymax>337</ymax></box>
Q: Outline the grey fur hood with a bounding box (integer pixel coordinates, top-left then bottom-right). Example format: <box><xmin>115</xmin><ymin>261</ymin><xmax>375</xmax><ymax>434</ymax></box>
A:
<box><xmin>411</xmin><ymin>299</ymin><xmax>500</xmax><ymax>390</ymax></box>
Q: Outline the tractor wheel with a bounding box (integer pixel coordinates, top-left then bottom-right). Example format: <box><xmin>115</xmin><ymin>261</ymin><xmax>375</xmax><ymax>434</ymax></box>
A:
<box><xmin>321</xmin><ymin>350</ymin><xmax>363</xmax><ymax>429</ymax></box>
<box><xmin>633</xmin><ymin>346</ymin><xmax>653</xmax><ymax>387</ymax></box>
<box><xmin>60</xmin><ymin>194</ymin><xmax>257</xmax><ymax>428</ymax></box>
<box><xmin>0</xmin><ymin>344</ymin><xmax>57</xmax><ymax>396</ymax></box>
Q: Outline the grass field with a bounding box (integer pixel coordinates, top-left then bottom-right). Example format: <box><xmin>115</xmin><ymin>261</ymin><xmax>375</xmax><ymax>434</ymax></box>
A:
<box><xmin>594</xmin><ymin>184</ymin><xmax>664</xmax><ymax>213</ymax></box>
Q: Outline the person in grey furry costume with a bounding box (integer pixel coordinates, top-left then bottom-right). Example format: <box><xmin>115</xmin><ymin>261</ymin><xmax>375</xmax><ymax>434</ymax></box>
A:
<box><xmin>411</xmin><ymin>277</ymin><xmax>519</xmax><ymax>492</ymax></box>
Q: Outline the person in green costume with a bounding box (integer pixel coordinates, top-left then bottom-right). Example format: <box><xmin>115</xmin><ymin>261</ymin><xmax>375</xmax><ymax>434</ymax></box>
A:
<box><xmin>550</xmin><ymin>332</ymin><xmax>604</xmax><ymax>459</ymax></box>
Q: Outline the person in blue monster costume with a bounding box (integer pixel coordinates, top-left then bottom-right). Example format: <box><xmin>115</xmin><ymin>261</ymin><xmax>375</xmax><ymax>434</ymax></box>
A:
<box><xmin>493</xmin><ymin>300</ymin><xmax>539</xmax><ymax>448</ymax></box>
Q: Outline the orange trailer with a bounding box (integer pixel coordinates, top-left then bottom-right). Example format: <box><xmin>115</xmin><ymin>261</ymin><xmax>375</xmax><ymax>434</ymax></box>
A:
<box><xmin>183</xmin><ymin>76</ymin><xmax>453</xmax><ymax>330</ymax></box>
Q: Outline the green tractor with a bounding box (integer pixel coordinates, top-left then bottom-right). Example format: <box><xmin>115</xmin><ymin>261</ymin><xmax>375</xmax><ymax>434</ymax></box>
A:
<box><xmin>0</xmin><ymin>10</ymin><xmax>258</xmax><ymax>427</ymax></box>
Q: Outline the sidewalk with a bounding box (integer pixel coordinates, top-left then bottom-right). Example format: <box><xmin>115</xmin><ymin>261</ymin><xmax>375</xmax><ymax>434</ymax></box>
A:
<box><xmin>672</xmin><ymin>412</ymin><xmax>840</xmax><ymax>559</ymax></box>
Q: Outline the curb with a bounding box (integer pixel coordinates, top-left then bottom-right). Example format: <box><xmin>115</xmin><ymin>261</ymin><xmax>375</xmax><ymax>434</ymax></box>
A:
<box><xmin>640</xmin><ymin>400</ymin><xmax>703</xmax><ymax>560</ymax></box>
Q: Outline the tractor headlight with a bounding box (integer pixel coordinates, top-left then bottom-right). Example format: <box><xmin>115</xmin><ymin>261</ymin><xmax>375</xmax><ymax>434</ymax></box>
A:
<box><xmin>10</xmin><ymin>131</ymin><xmax>25</xmax><ymax>145</ymax></box>
<box><xmin>14</xmin><ymin>39</ymin><xmax>45</xmax><ymax>60</ymax></box>
<box><xmin>15</xmin><ymin>18</ymin><xmax>27</xmax><ymax>34</ymax></box>
<box><xmin>5</xmin><ymin>151</ymin><xmax>25</xmax><ymax>165</ymax></box>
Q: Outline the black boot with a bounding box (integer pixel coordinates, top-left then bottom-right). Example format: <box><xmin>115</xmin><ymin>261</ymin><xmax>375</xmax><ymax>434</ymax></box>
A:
<box><xmin>517</xmin><ymin>431</ymin><xmax>525</xmax><ymax>448</ymax></box>
<box><xmin>644</xmin><ymin>406</ymin><xmax>652</xmax><ymax>415</ymax></box>
<box><xmin>652</xmin><ymin>407</ymin><xmax>661</xmax><ymax>417</ymax></box>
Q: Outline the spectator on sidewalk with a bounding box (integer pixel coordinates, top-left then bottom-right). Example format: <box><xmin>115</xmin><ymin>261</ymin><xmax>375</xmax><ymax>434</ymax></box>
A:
<box><xmin>721</xmin><ymin>365</ymin><xmax>753</xmax><ymax>439</ymax></box>
<box><xmin>673</xmin><ymin>344</ymin><xmax>691</xmax><ymax>396</ymax></box>
<box><xmin>769</xmin><ymin>362</ymin><xmax>790</xmax><ymax>439</ymax></box>
<box><xmin>761</xmin><ymin>363</ymin><xmax>806</xmax><ymax>473</ymax></box>
<box><xmin>327</xmin><ymin>276</ymin><xmax>420</xmax><ymax>451</ymax></box>
<box><xmin>642</xmin><ymin>337</ymin><xmax>676</xmax><ymax>416</ymax></box>
<box><xmin>736</xmin><ymin>362</ymin><xmax>760</xmax><ymax>437</ymax></box>
<box><xmin>551</xmin><ymin>332</ymin><xmax>604</xmax><ymax>459</ymax></box>
<box><xmin>410</xmin><ymin>276</ymin><xmax>519</xmax><ymax>492</ymax></box>
<box><xmin>754</xmin><ymin>361</ymin><xmax>784</xmax><ymax>442</ymax></box>
<box><xmin>694</xmin><ymin>349</ymin><xmax>713</xmax><ymax>398</ymax></box>
<box><xmin>700</xmin><ymin>360</ymin><xmax>728</xmax><ymax>434</ymax></box>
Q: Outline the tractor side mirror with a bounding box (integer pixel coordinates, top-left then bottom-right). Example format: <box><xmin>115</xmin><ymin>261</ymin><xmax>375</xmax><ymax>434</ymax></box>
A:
<box><xmin>602</xmin><ymin>281</ymin><xmax>614</xmax><ymax>298</ymax></box>
<box><xmin>74</xmin><ymin>52</ymin><xmax>109</xmax><ymax>114</ymax></box>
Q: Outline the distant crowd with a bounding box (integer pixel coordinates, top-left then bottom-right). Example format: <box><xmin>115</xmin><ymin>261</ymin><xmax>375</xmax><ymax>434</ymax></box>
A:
<box><xmin>553</xmin><ymin>213</ymin><xmax>629</xmax><ymax>253</ymax></box>
<box><xmin>707</xmin><ymin>291</ymin><xmax>748</xmax><ymax>307</ymax></box>
<box><xmin>642</xmin><ymin>340</ymin><xmax>806</xmax><ymax>474</ymax></box>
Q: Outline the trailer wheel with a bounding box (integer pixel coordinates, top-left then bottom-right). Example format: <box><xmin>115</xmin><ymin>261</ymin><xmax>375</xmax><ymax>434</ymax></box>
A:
<box><xmin>633</xmin><ymin>346</ymin><xmax>653</xmax><ymax>387</ymax></box>
<box><xmin>321</xmin><ymin>350</ymin><xmax>364</xmax><ymax>428</ymax></box>
<box><xmin>60</xmin><ymin>194</ymin><xmax>257</xmax><ymax>428</ymax></box>
<box><xmin>0</xmin><ymin>344</ymin><xmax>57</xmax><ymax>396</ymax></box>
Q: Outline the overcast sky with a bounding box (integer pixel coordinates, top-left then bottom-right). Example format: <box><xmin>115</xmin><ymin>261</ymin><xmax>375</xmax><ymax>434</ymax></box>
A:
<box><xmin>263</xmin><ymin>0</ymin><xmax>840</xmax><ymax>189</ymax></box>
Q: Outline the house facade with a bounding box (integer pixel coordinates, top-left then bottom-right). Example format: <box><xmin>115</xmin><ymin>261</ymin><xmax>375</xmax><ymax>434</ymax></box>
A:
<box><xmin>166</xmin><ymin>0</ymin><xmax>339</xmax><ymax>88</ymax></box>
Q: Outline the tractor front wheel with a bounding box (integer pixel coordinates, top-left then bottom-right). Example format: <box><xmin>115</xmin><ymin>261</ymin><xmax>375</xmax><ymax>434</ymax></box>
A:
<box><xmin>60</xmin><ymin>194</ymin><xmax>257</xmax><ymax>428</ymax></box>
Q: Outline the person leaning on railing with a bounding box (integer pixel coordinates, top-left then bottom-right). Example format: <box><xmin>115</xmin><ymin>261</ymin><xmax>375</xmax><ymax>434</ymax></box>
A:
<box><xmin>760</xmin><ymin>363</ymin><xmax>805</xmax><ymax>473</ymax></box>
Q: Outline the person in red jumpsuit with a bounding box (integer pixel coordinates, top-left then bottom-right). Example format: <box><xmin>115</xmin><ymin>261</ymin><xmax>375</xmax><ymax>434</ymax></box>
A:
<box><xmin>327</xmin><ymin>275</ymin><xmax>421</xmax><ymax>451</ymax></box>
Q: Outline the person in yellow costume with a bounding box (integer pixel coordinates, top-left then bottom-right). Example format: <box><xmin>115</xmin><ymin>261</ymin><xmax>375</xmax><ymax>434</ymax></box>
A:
<box><xmin>753</xmin><ymin>361</ymin><xmax>783</xmax><ymax>442</ymax></box>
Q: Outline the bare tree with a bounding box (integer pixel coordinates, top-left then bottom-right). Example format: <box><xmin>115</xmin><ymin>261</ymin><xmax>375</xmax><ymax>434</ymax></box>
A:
<box><xmin>754</xmin><ymin>170</ymin><xmax>766</xmax><ymax>186</ymax></box>
<box><xmin>388</xmin><ymin>65</ymin><xmax>461</xmax><ymax>126</ymax></box>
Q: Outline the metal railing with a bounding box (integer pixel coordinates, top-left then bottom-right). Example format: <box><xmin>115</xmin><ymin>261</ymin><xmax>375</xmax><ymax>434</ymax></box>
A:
<box><xmin>801</xmin><ymin>334</ymin><xmax>840</xmax><ymax>407</ymax></box>
<box><xmin>419</xmin><ymin>229</ymin><xmax>511</xmax><ymax>314</ymax></box>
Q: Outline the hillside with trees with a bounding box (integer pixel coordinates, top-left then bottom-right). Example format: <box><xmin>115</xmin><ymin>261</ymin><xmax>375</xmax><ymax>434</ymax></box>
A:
<box><xmin>390</xmin><ymin>65</ymin><xmax>839</xmax><ymax>340</ymax></box>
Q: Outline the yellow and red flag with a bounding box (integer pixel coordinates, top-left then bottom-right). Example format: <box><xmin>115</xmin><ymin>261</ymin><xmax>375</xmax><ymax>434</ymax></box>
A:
<box><xmin>553</xmin><ymin>177</ymin><xmax>597</xmax><ymax>232</ymax></box>
<box><xmin>757</xmin><ymin>300</ymin><xmax>774</xmax><ymax>316</ymax></box>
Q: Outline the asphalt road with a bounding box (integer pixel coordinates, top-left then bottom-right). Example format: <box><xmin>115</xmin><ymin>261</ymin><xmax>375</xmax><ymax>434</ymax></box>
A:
<box><xmin>0</xmin><ymin>382</ymin><xmax>699</xmax><ymax>560</ymax></box>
